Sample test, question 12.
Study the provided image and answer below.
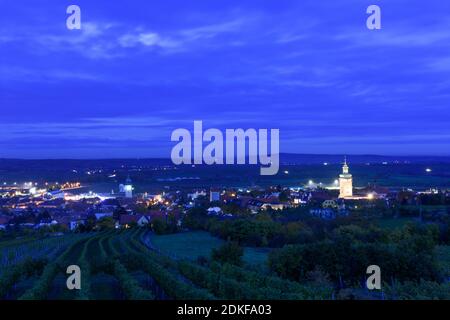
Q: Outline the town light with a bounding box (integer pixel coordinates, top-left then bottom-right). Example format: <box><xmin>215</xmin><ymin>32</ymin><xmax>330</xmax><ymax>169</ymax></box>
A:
<box><xmin>425</xmin><ymin>168</ymin><xmax>432</xmax><ymax>172</ymax></box>
<box><xmin>367</xmin><ymin>193</ymin><xmax>374</xmax><ymax>200</ymax></box>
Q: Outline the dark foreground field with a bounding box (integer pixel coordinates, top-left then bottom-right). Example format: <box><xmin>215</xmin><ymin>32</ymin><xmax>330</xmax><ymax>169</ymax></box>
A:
<box><xmin>0</xmin><ymin>229</ymin><xmax>334</xmax><ymax>300</ymax></box>
<box><xmin>2</xmin><ymin>226</ymin><xmax>450</xmax><ymax>300</ymax></box>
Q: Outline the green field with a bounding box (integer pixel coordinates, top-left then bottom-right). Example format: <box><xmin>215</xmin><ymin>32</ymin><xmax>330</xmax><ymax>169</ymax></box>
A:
<box><xmin>1</xmin><ymin>228</ymin><xmax>327</xmax><ymax>300</ymax></box>
<box><xmin>3</xmin><ymin>228</ymin><xmax>447</xmax><ymax>300</ymax></box>
<box><xmin>376</xmin><ymin>217</ymin><xmax>418</xmax><ymax>230</ymax></box>
<box><xmin>436</xmin><ymin>246</ymin><xmax>450</xmax><ymax>278</ymax></box>
<box><xmin>149</xmin><ymin>231</ymin><xmax>270</xmax><ymax>268</ymax></box>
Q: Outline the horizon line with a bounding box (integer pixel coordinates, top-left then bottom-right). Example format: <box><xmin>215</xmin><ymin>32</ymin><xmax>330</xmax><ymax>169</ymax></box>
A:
<box><xmin>1</xmin><ymin>153</ymin><xmax>450</xmax><ymax>161</ymax></box>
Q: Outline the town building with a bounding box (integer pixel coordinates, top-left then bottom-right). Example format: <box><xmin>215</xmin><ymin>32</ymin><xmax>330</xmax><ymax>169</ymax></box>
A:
<box><xmin>119</xmin><ymin>176</ymin><xmax>133</xmax><ymax>198</ymax></box>
<box><xmin>339</xmin><ymin>158</ymin><xmax>353</xmax><ymax>199</ymax></box>
<box><xmin>210</xmin><ymin>189</ymin><xmax>220</xmax><ymax>202</ymax></box>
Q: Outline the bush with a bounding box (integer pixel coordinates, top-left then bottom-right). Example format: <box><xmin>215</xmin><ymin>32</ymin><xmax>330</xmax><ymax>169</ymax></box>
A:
<box><xmin>211</xmin><ymin>242</ymin><xmax>243</xmax><ymax>266</ymax></box>
<box><xmin>112</xmin><ymin>259</ymin><xmax>154</xmax><ymax>300</ymax></box>
<box><xmin>0</xmin><ymin>258</ymin><xmax>47</xmax><ymax>299</ymax></box>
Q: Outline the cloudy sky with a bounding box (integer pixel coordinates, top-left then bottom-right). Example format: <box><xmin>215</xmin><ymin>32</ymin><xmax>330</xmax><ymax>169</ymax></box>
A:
<box><xmin>1</xmin><ymin>0</ymin><xmax>449</xmax><ymax>158</ymax></box>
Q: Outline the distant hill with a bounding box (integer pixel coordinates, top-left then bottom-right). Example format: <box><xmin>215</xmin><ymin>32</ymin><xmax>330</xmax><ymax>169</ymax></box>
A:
<box><xmin>279</xmin><ymin>153</ymin><xmax>450</xmax><ymax>164</ymax></box>
<box><xmin>1</xmin><ymin>154</ymin><xmax>449</xmax><ymax>170</ymax></box>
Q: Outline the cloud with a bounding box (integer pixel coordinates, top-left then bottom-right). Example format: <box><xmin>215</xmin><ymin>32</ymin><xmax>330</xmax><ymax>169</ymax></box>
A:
<box><xmin>31</xmin><ymin>22</ymin><xmax>122</xmax><ymax>59</ymax></box>
<box><xmin>180</xmin><ymin>19</ymin><xmax>244</xmax><ymax>40</ymax></box>
<box><xmin>428</xmin><ymin>57</ymin><xmax>450</xmax><ymax>72</ymax></box>
<box><xmin>0</xmin><ymin>66</ymin><xmax>108</xmax><ymax>83</ymax></box>
<box><xmin>0</xmin><ymin>17</ymin><xmax>251</xmax><ymax>59</ymax></box>
<box><xmin>2</xmin><ymin>2</ymin><xmax>450</xmax><ymax>157</ymax></box>
<box><xmin>118</xmin><ymin>31</ymin><xmax>180</xmax><ymax>49</ymax></box>
<box><xmin>334</xmin><ymin>25</ymin><xmax>450</xmax><ymax>48</ymax></box>
<box><xmin>116</xmin><ymin>18</ymin><xmax>247</xmax><ymax>53</ymax></box>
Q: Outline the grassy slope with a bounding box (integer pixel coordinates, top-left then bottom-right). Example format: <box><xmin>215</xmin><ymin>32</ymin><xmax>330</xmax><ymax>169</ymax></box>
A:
<box><xmin>149</xmin><ymin>231</ymin><xmax>270</xmax><ymax>267</ymax></box>
<box><xmin>375</xmin><ymin>217</ymin><xmax>417</xmax><ymax>230</ymax></box>
<box><xmin>436</xmin><ymin>245</ymin><xmax>450</xmax><ymax>279</ymax></box>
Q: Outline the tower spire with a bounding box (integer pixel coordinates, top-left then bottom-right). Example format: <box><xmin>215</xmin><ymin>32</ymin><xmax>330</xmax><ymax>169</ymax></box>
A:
<box><xmin>342</xmin><ymin>156</ymin><xmax>349</xmax><ymax>174</ymax></box>
<box><xmin>339</xmin><ymin>156</ymin><xmax>353</xmax><ymax>198</ymax></box>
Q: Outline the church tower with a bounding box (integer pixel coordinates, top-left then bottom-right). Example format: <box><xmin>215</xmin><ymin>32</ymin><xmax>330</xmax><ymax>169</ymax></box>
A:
<box><xmin>119</xmin><ymin>175</ymin><xmax>133</xmax><ymax>198</ymax></box>
<box><xmin>124</xmin><ymin>175</ymin><xmax>133</xmax><ymax>198</ymax></box>
<box><xmin>339</xmin><ymin>157</ymin><xmax>353</xmax><ymax>198</ymax></box>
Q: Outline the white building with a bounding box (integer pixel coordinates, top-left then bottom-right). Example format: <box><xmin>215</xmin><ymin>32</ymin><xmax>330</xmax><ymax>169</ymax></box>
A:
<box><xmin>210</xmin><ymin>190</ymin><xmax>220</xmax><ymax>202</ymax></box>
<box><xmin>119</xmin><ymin>175</ymin><xmax>133</xmax><ymax>198</ymax></box>
<box><xmin>207</xmin><ymin>207</ymin><xmax>222</xmax><ymax>215</ymax></box>
<box><xmin>339</xmin><ymin>158</ymin><xmax>353</xmax><ymax>199</ymax></box>
<box><xmin>188</xmin><ymin>190</ymin><xmax>207</xmax><ymax>200</ymax></box>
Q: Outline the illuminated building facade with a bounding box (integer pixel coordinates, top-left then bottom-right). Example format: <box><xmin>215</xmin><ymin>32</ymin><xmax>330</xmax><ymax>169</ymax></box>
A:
<box><xmin>339</xmin><ymin>158</ymin><xmax>353</xmax><ymax>198</ymax></box>
<box><xmin>119</xmin><ymin>176</ymin><xmax>133</xmax><ymax>198</ymax></box>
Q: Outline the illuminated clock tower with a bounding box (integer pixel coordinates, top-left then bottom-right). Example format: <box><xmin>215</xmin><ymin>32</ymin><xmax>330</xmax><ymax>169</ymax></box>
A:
<box><xmin>124</xmin><ymin>175</ymin><xmax>133</xmax><ymax>198</ymax></box>
<box><xmin>339</xmin><ymin>157</ymin><xmax>353</xmax><ymax>198</ymax></box>
<box><xmin>119</xmin><ymin>175</ymin><xmax>133</xmax><ymax>198</ymax></box>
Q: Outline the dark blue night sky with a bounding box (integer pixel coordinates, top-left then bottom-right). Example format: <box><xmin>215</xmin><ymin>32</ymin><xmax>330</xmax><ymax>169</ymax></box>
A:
<box><xmin>1</xmin><ymin>0</ymin><xmax>449</xmax><ymax>158</ymax></box>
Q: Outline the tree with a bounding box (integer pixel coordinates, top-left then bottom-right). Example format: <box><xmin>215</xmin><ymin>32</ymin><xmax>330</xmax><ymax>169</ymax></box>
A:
<box><xmin>35</xmin><ymin>210</ymin><xmax>51</xmax><ymax>223</ymax></box>
<box><xmin>279</xmin><ymin>190</ymin><xmax>289</xmax><ymax>202</ymax></box>
<box><xmin>211</xmin><ymin>242</ymin><xmax>244</xmax><ymax>266</ymax></box>
<box><xmin>151</xmin><ymin>214</ymin><xmax>178</xmax><ymax>235</ymax></box>
<box><xmin>83</xmin><ymin>215</ymin><xmax>97</xmax><ymax>231</ymax></box>
<box><xmin>152</xmin><ymin>218</ymin><xmax>168</xmax><ymax>234</ymax></box>
<box><xmin>97</xmin><ymin>217</ymin><xmax>115</xmax><ymax>230</ymax></box>
<box><xmin>113</xmin><ymin>206</ymin><xmax>127</xmax><ymax>220</ymax></box>
<box><xmin>183</xmin><ymin>207</ymin><xmax>208</xmax><ymax>230</ymax></box>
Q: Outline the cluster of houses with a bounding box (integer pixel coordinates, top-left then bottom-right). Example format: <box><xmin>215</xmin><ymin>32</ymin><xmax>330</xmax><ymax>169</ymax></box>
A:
<box><xmin>0</xmin><ymin>209</ymin><xmax>180</xmax><ymax>232</ymax></box>
<box><xmin>0</xmin><ymin>189</ymin><xmax>180</xmax><ymax>231</ymax></box>
<box><xmin>1</xmin><ymin>176</ymin><xmax>449</xmax><ymax>232</ymax></box>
